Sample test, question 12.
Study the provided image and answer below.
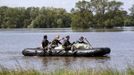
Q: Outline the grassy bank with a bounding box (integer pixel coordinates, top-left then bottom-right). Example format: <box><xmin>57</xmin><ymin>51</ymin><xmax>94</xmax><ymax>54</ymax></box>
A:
<box><xmin>0</xmin><ymin>66</ymin><xmax>134</xmax><ymax>75</ymax></box>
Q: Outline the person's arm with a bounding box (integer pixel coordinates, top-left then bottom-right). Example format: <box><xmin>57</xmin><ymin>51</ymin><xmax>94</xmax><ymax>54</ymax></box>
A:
<box><xmin>41</xmin><ymin>40</ymin><xmax>44</xmax><ymax>48</ymax></box>
<box><xmin>59</xmin><ymin>37</ymin><xmax>64</xmax><ymax>41</ymax></box>
<box><xmin>58</xmin><ymin>40</ymin><xmax>62</xmax><ymax>44</ymax></box>
<box><xmin>62</xmin><ymin>40</ymin><xmax>66</xmax><ymax>46</ymax></box>
<box><xmin>84</xmin><ymin>38</ymin><xmax>88</xmax><ymax>44</ymax></box>
<box><xmin>47</xmin><ymin>40</ymin><xmax>50</xmax><ymax>46</ymax></box>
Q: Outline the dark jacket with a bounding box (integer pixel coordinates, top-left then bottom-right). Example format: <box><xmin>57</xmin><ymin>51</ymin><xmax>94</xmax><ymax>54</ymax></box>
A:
<box><xmin>62</xmin><ymin>39</ymin><xmax>71</xmax><ymax>47</ymax></box>
<box><xmin>42</xmin><ymin>39</ymin><xmax>49</xmax><ymax>48</ymax></box>
<box><xmin>62</xmin><ymin>39</ymin><xmax>72</xmax><ymax>51</ymax></box>
<box><xmin>51</xmin><ymin>39</ymin><xmax>62</xmax><ymax>46</ymax></box>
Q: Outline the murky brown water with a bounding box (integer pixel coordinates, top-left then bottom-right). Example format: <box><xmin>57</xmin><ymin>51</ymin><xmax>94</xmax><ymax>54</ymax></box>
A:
<box><xmin>0</xmin><ymin>28</ymin><xmax>134</xmax><ymax>71</ymax></box>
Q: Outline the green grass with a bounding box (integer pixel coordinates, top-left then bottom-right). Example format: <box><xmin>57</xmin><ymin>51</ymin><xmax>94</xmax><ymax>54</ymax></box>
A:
<box><xmin>0</xmin><ymin>65</ymin><xmax>134</xmax><ymax>75</ymax></box>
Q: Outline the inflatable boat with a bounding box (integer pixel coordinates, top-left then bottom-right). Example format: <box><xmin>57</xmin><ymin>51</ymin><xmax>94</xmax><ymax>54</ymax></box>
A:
<box><xmin>22</xmin><ymin>47</ymin><xmax>111</xmax><ymax>57</ymax></box>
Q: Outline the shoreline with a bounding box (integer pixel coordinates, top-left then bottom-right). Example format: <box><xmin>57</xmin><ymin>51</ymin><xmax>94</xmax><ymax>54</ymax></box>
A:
<box><xmin>0</xmin><ymin>27</ymin><xmax>134</xmax><ymax>32</ymax></box>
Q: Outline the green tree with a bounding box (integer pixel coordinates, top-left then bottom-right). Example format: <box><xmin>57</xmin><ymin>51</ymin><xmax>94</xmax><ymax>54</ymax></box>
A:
<box><xmin>130</xmin><ymin>4</ymin><xmax>134</xmax><ymax>17</ymax></box>
<box><xmin>91</xmin><ymin>0</ymin><xmax>108</xmax><ymax>15</ymax></box>
<box><xmin>91</xmin><ymin>0</ymin><xmax>124</xmax><ymax>28</ymax></box>
<box><xmin>129</xmin><ymin>4</ymin><xmax>134</xmax><ymax>26</ymax></box>
<box><xmin>104</xmin><ymin>10</ymin><xmax>127</xmax><ymax>27</ymax></box>
<box><xmin>29</xmin><ymin>7</ymin><xmax>71</xmax><ymax>28</ymax></box>
<box><xmin>71</xmin><ymin>0</ymin><xmax>93</xmax><ymax>31</ymax></box>
<box><xmin>2</xmin><ymin>7</ymin><xmax>17</xmax><ymax>28</ymax></box>
<box><xmin>0</xmin><ymin>1</ymin><xmax>132</xmax><ymax>30</ymax></box>
<box><xmin>71</xmin><ymin>0</ymin><xmax>125</xmax><ymax>30</ymax></box>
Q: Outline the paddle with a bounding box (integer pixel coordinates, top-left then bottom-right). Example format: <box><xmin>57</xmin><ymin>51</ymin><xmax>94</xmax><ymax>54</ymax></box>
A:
<box><xmin>85</xmin><ymin>38</ymin><xmax>93</xmax><ymax>49</ymax></box>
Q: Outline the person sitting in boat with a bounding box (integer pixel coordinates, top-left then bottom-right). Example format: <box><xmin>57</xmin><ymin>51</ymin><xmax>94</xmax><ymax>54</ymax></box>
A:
<box><xmin>77</xmin><ymin>36</ymin><xmax>87</xmax><ymax>44</ymax></box>
<box><xmin>73</xmin><ymin>36</ymin><xmax>92</xmax><ymax>49</ymax></box>
<box><xmin>50</xmin><ymin>35</ymin><xmax>62</xmax><ymax>49</ymax></box>
<box><xmin>62</xmin><ymin>35</ymin><xmax>74</xmax><ymax>51</ymax></box>
<box><xmin>42</xmin><ymin>35</ymin><xmax>49</xmax><ymax>50</ymax></box>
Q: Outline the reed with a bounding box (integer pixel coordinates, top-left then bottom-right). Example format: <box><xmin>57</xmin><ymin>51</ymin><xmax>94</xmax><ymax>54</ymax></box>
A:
<box><xmin>0</xmin><ymin>65</ymin><xmax>134</xmax><ymax>75</ymax></box>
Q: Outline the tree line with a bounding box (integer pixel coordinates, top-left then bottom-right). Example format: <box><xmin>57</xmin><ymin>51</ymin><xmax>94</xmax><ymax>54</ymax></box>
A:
<box><xmin>0</xmin><ymin>0</ymin><xmax>134</xmax><ymax>31</ymax></box>
<box><xmin>0</xmin><ymin>7</ymin><xmax>71</xmax><ymax>28</ymax></box>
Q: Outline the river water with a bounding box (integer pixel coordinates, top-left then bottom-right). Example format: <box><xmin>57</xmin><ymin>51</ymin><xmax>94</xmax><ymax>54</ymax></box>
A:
<box><xmin>0</xmin><ymin>28</ymin><xmax>134</xmax><ymax>71</ymax></box>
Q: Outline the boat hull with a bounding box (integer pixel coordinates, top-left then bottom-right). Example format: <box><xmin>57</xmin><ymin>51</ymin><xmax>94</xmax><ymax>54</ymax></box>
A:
<box><xmin>22</xmin><ymin>47</ymin><xmax>111</xmax><ymax>57</ymax></box>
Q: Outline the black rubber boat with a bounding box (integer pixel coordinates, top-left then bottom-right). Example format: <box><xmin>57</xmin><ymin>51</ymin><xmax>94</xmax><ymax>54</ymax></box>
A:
<box><xmin>22</xmin><ymin>47</ymin><xmax>111</xmax><ymax>57</ymax></box>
